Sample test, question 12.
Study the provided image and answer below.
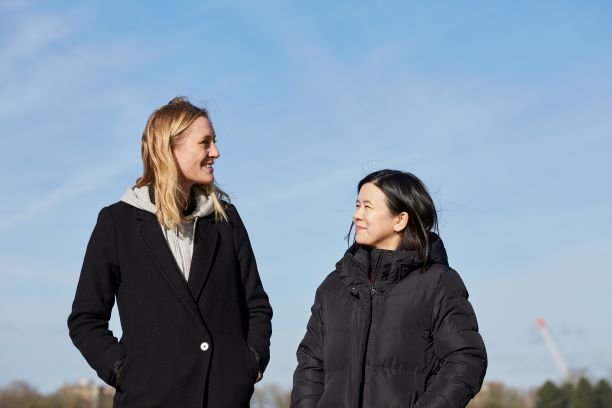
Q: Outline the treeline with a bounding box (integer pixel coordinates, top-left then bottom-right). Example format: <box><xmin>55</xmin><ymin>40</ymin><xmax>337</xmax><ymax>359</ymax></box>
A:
<box><xmin>534</xmin><ymin>378</ymin><xmax>612</xmax><ymax>408</ymax></box>
<box><xmin>1</xmin><ymin>377</ymin><xmax>611</xmax><ymax>408</ymax></box>
<box><xmin>252</xmin><ymin>378</ymin><xmax>612</xmax><ymax>408</ymax></box>
<box><xmin>0</xmin><ymin>380</ymin><xmax>113</xmax><ymax>408</ymax></box>
<box><xmin>467</xmin><ymin>377</ymin><xmax>612</xmax><ymax>408</ymax></box>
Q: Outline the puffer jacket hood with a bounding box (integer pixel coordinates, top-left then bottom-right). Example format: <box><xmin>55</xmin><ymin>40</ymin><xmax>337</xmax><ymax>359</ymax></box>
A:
<box><xmin>337</xmin><ymin>232</ymin><xmax>449</xmax><ymax>289</ymax></box>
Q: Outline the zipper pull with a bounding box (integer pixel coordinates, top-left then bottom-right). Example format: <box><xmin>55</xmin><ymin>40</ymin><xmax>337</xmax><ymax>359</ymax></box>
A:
<box><xmin>371</xmin><ymin>287</ymin><xmax>377</xmax><ymax>296</ymax></box>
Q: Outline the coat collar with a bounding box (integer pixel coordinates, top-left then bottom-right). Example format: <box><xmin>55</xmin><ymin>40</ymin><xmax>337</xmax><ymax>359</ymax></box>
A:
<box><xmin>187</xmin><ymin>217</ymin><xmax>219</xmax><ymax>301</ymax></box>
<box><xmin>135</xmin><ymin>209</ymin><xmax>219</xmax><ymax>316</ymax></box>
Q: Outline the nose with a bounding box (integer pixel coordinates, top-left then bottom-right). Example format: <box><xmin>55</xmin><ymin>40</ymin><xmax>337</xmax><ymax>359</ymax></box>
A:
<box><xmin>210</xmin><ymin>141</ymin><xmax>220</xmax><ymax>159</ymax></box>
<box><xmin>353</xmin><ymin>206</ymin><xmax>363</xmax><ymax>223</ymax></box>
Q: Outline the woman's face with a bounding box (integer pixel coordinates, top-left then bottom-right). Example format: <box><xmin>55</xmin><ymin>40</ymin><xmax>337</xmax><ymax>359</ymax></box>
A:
<box><xmin>173</xmin><ymin>116</ymin><xmax>219</xmax><ymax>189</ymax></box>
<box><xmin>353</xmin><ymin>183</ymin><xmax>405</xmax><ymax>250</ymax></box>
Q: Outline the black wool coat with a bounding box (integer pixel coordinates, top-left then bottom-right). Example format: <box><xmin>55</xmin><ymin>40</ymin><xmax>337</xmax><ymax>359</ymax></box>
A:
<box><xmin>68</xmin><ymin>202</ymin><xmax>272</xmax><ymax>408</ymax></box>
<box><xmin>291</xmin><ymin>236</ymin><xmax>487</xmax><ymax>408</ymax></box>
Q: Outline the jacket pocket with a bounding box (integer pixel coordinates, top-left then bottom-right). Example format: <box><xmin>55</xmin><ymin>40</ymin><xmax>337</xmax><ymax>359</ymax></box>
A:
<box><xmin>244</xmin><ymin>344</ymin><xmax>259</xmax><ymax>383</ymax></box>
<box><xmin>114</xmin><ymin>354</ymin><xmax>128</xmax><ymax>393</ymax></box>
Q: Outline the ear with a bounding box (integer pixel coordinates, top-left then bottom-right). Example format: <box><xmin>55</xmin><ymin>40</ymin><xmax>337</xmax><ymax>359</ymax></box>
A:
<box><xmin>393</xmin><ymin>212</ymin><xmax>409</xmax><ymax>232</ymax></box>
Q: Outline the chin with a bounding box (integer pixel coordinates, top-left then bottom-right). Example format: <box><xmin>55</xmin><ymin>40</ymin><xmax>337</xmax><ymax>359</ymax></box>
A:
<box><xmin>197</xmin><ymin>176</ymin><xmax>214</xmax><ymax>185</ymax></box>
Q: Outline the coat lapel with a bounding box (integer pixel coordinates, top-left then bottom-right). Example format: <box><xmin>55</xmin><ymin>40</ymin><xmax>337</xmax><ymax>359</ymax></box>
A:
<box><xmin>136</xmin><ymin>211</ymin><xmax>202</xmax><ymax>321</ymax></box>
<box><xmin>187</xmin><ymin>220</ymin><xmax>219</xmax><ymax>301</ymax></box>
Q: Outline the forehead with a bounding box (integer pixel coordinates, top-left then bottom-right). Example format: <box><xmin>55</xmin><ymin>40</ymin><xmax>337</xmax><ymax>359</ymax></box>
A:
<box><xmin>183</xmin><ymin>116</ymin><xmax>214</xmax><ymax>139</ymax></box>
<box><xmin>357</xmin><ymin>183</ymin><xmax>387</xmax><ymax>202</ymax></box>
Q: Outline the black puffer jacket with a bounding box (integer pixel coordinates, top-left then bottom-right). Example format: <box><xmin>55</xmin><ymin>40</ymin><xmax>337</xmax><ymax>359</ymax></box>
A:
<box><xmin>291</xmin><ymin>236</ymin><xmax>487</xmax><ymax>408</ymax></box>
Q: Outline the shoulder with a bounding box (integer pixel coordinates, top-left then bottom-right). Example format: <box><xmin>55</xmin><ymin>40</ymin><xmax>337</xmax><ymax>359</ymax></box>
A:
<box><xmin>214</xmin><ymin>202</ymin><xmax>253</xmax><ymax>243</ymax></box>
<box><xmin>426</xmin><ymin>264</ymin><xmax>469</xmax><ymax>298</ymax></box>
<box><xmin>101</xmin><ymin>201</ymin><xmax>144</xmax><ymax>223</ymax></box>
<box><xmin>315</xmin><ymin>269</ymin><xmax>344</xmax><ymax>299</ymax></box>
<box><xmin>105</xmin><ymin>200</ymin><xmax>139</xmax><ymax>214</ymax></box>
<box><xmin>210</xmin><ymin>198</ymin><xmax>235</xmax><ymax>221</ymax></box>
<box><xmin>221</xmin><ymin>201</ymin><xmax>238</xmax><ymax>220</ymax></box>
<box><xmin>93</xmin><ymin>202</ymin><xmax>153</xmax><ymax>234</ymax></box>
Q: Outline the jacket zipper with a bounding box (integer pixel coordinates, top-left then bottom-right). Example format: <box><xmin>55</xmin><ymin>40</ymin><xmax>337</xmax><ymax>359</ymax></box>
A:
<box><xmin>353</xmin><ymin>285</ymin><xmax>377</xmax><ymax>408</ymax></box>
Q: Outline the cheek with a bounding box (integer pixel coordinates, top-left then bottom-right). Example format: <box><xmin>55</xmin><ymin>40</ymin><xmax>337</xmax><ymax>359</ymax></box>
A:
<box><xmin>368</xmin><ymin>215</ymin><xmax>388</xmax><ymax>233</ymax></box>
<box><xmin>174</xmin><ymin>148</ymin><xmax>189</xmax><ymax>168</ymax></box>
<box><xmin>174</xmin><ymin>154</ymin><xmax>187</xmax><ymax>172</ymax></box>
<box><xmin>182</xmin><ymin>152</ymin><xmax>200</xmax><ymax>168</ymax></box>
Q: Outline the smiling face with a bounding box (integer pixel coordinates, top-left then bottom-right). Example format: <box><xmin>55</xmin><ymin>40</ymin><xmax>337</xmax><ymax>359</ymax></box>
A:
<box><xmin>353</xmin><ymin>182</ymin><xmax>408</xmax><ymax>250</ymax></box>
<box><xmin>172</xmin><ymin>116</ymin><xmax>219</xmax><ymax>191</ymax></box>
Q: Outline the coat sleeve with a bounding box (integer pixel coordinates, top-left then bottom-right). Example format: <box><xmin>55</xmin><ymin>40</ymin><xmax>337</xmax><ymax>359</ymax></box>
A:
<box><xmin>291</xmin><ymin>289</ymin><xmax>325</xmax><ymax>408</ymax></box>
<box><xmin>228</xmin><ymin>205</ymin><xmax>273</xmax><ymax>374</ymax></box>
<box><xmin>415</xmin><ymin>269</ymin><xmax>487</xmax><ymax>408</ymax></box>
<box><xmin>67</xmin><ymin>207</ymin><xmax>126</xmax><ymax>386</ymax></box>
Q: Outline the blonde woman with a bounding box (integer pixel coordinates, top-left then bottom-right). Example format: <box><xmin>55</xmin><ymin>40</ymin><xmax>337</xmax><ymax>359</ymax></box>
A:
<box><xmin>68</xmin><ymin>97</ymin><xmax>272</xmax><ymax>407</ymax></box>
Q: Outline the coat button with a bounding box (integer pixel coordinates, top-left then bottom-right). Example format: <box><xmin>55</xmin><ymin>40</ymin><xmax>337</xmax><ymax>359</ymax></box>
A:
<box><xmin>200</xmin><ymin>342</ymin><xmax>210</xmax><ymax>351</ymax></box>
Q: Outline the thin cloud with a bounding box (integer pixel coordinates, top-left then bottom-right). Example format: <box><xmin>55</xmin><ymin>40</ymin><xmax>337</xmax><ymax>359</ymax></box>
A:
<box><xmin>243</xmin><ymin>167</ymin><xmax>355</xmax><ymax>210</ymax></box>
<box><xmin>0</xmin><ymin>6</ymin><xmax>148</xmax><ymax>229</ymax></box>
<box><xmin>0</xmin><ymin>11</ymin><xmax>75</xmax><ymax>64</ymax></box>
<box><xmin>243</xmin><ymin>155</ymin><xmax>421</xmax><ymax>210</ymax></box>
<box><xmin>0</xmin><ymin>162</ymin><xmax>127</xmax><ymax>231</ymax></box>
<box><xmin>0</xmin><ymin>7</ymin><xmax>144</xmax><ymax>119</ymax></box>
<box><xmin>0</xmin><ymin>322</ymin><xmax>19</xmax><ymax>332</ymax></box>
<box><xmin>237</xmin><ymin>2</ymin><xmax>536</xmax><ymax>156</ymax></box>
<box><xmin>0</xmin><ymin>0</ymin><xmax>36</xmax><ymax>11</ymax></box>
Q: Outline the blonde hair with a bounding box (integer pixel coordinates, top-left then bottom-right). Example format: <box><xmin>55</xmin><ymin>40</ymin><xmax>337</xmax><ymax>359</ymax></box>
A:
<box><xmin>136</xmin><ymin>97</ymin><xmax>229</xmax><ymax>229</ymax></box>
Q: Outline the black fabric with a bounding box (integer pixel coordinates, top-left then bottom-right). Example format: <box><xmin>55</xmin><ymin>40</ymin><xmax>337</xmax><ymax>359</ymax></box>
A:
<box><xmin>291</xmin><ymin>235</ymin><xmax>486</xmax><ymax>408</ymax></box>
<box><xmin>68</xmin><ymin>202</ymin><xmax>272</xmax><ymax>407</ymax></box>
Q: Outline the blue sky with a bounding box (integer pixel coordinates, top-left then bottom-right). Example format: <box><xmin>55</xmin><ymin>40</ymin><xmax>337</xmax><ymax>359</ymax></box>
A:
<box><xmin>1</xmin><ymin>0</ymin><xmax>611</xmax><ymax>394</ymax></box>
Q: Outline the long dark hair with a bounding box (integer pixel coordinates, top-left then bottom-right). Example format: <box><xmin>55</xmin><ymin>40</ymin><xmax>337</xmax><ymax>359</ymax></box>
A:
<box><xmin>348</xmin><ymin>169</ymin><xmax>438</xmax><ymax>265</ymax></box>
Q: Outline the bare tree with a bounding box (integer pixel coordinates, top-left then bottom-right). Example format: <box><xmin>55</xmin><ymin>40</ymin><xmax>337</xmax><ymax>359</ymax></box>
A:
<box><xmin>251</xmin><ymin>384</ymin><xmax>291</xmax><ymax>408</ymax></box>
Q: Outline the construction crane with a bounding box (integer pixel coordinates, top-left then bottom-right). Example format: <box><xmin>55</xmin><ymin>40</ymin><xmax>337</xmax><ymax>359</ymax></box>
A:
<box><xmin>535</xmin><ymin>318</ymin><xmax>572</xmax><ymax>382</ymax></box>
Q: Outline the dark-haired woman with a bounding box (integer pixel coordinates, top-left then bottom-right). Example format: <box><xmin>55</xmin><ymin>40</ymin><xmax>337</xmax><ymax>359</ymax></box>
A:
<box><xmin>68</xmin><ymin>97</ymin><xmax>272</xmax><ymax>407</ymax></box>
<box><xmin>291</xmin><ymin>170</ymin><xmax>487</xmax><ymax>408</ymax></box>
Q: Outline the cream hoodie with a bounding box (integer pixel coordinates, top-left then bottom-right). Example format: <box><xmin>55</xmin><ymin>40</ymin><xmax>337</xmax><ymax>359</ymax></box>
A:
<box><xmin>120</xmin><ymin>185</ymin><xmax>214</xmax><ymax>281</ymax></box>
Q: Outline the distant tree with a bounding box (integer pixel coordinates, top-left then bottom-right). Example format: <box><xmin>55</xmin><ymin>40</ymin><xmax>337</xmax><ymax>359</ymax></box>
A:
<box><xmin>535</xmin><ymin>380</ymin><xmax>568</xmax><ymax>408</ymax></box>
<box><xmin>251</xmin><ymin>384</ymin><xmax>291</xmax><ymax>408</ymax></box>
<box><xmin>0</xmin><ymin>380</ymin><xmax>42</xmax><ymax>408</ymax></box>
<box><xmin>467</xmin><ymin>382</ymin><xmax>528</xmax><ymax>408</ymax></box>
<box><xmin>560</xmin><ymin>382</ymin><xmax>575</xmax><ymax>406</ymax></box>
<box><xmin>594</xmin><ymin>379</ymin><xmax>612</xmax><ymax>408</ymax></box>
<box><xmin>0</xmin><ymin>380</ymin><xmax>116</xmax><ymax>408</ymax></box>
<box><xmin>569</xmin><ymin>377</ymin><xmax>596</xmax><ymax>408</ymax></box>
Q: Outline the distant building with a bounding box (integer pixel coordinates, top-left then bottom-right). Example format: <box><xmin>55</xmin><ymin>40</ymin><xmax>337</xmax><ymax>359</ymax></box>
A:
<box><xmin>57</xmin><ymin>379</ymin><xmax>114</xmax><ymax>407</ymax></box>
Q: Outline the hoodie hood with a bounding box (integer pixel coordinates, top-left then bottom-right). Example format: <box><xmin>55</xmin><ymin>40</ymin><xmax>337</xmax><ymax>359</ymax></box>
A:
<box><xmin>120</xmin><ymin>184</ymin><xmax>214</xmax><ymax>281</ymax></box>
<box><xmin>120</xmin><ymin>185</ymin><xmax>214</xmax><ymax>220</ymax></box>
